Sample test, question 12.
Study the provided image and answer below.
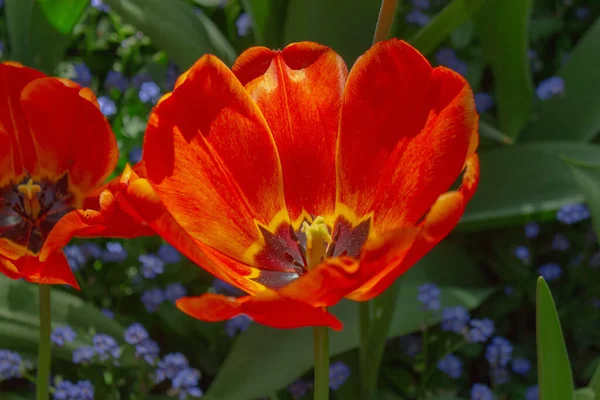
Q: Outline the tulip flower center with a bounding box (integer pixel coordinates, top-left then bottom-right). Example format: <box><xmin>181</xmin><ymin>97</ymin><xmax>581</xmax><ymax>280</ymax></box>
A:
<box><xmin>301</xmin><ymin>216</ymin><xmax>333</xmax><ymax>270</ymax></box>
<box><xmin>253</xmin><ymin>214</ymin><xmax>371</xmax><ymax>288</ymax></box>
<box><xmin>0</xmin><ymin>174</ymin><xmax>76</xmax><ymax>255</ymax></box>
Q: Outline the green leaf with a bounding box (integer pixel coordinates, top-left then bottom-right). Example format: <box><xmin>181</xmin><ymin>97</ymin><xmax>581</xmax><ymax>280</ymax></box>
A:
<box><xmin>192</xmin><ymin>0</ymin><xmax>224</xmax><ymax>6</ymax></box>
<box><xmin>410</xmin><ymin>0</ymin><xmax>486</xmax><ymax>56</ymax></box>
<box><xmin>359</xmin><ymin>282</ymin><xmax>399</xmax><ymax>400</ymax></box>
<box><xmin>0</xmin><ymin>278</ymin><xmax>125</xmax><ymax>364</ymax></box>
<box><xmin>403</xmin><ymin>242</ymin><xmax>487</xmax><ymax>287</ymax></box>
<box><xmin>37</xmin><ymin>0</ymin><xmax>88</xmax><ymax>34</ymax></box>
<box><xmin>575</xmin><ymin>388</ymin><xmax>596</xmax><ymax>400</ymax></box>
<box><xmin>475</xmin><ymin>0</ymin><xmax>533</xmax><ymax>140</ymax></box>
<box><xmin>479</xmin><ymin>121</ymin><xmax>514</xmax><ymax>145</ymax></box>
<box><xmin>6</xmin><ymin>0</ymin><xmax>71</xmax><ymax>73</ymax></box>
<box><xmin>460</xmin><ymin>142</ymin><xmax>600</xmax><ymax>230</ymax></box>
<box><xmin>241</xmin><ymin>0</ymin><xmax>288</xmax><ymax>48</ymax></box>
<box><xmin>589</xmin><ymin>358</ymin><xmax>600</xmax><ymax>396</ymax></box>
<box><xmin>206</xmin><ymin>285</ymin><xmax>492</xmax><ymax>399</ymax></box>
<box><xmin>522</xmin><ymin>17</ymin><xmax>600</xmax><ymax>142</ymax></box>
<box><xmin>563</xmin><ymin>157</ymin><xmax>600</xmax><ymax>242</ymax></box>
<box><xmin>536</xmin><ymin>277</ymin><xmax>574</xmax><ymax>400</ymax></box>
<box><xmin>104</xmin><ymin>0</ymin><xmax>236</xmax><ymax>69</ymax></box>
<box><xmin>283</xmin><ymin>0</ymin><xmax>380</xmax><ymax>64</ymax></box>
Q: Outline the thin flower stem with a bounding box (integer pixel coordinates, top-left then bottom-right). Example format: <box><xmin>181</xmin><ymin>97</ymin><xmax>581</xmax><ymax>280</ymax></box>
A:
<box><xmin>373</xmin><ymin>0</ymin><xmax>400</xmax><ymax>45</ymax></box>
<box><xmin>313</xmin><ymin>326</ymin><xmax>330</xmax><ymax>400</ymax></box>
<box><xmin>36</xmin><ymin>285</ymin><xmax>52</xmax><ymax>400</ymax></box>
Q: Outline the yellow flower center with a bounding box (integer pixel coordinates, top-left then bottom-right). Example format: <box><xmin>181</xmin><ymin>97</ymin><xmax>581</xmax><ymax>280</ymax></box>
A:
<box><xmin>301</xmin><ymin>216</ymin><xmax>332</xmax><ymax>269</ymax></box>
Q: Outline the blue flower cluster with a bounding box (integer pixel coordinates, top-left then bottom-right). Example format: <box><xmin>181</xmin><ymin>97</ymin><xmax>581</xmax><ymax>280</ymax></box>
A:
<box><xmin>474</xmin><ymin>92</ymin><xmax>494</xmax><ymax>113</ymax></box>
<box><xmin>124</xmin><ymin>323</ymin><xmax>160</xmax><ymax>364</ymax></box>
<box><xmin>225</xmin><ymin>315</ymin><xmax>252</xmax><ymax>338</ymax></box>
<box><xmin>467</xmin><ymin>318</ymin><xmax>495</xmax><ymax>343</ymax></box>
<box><xmin>556</xmin><ymin>203</ymin><xmax>590</xmax><ymax>225</ymax></box>
<box><xmin>437</xmin><ymin>354</ymin><xmax>463</xmax><ymax>379</ymax></box>
<box><xmin>536</xmin><ymin>76</ymin><xmax>565</xmax><ymax>100</ymax></box>
<box><xmin>0</xmin><ymin>349</ymin><xmax>23</xmax><ymax>380</ymax></box>
<box><xmin>435</xmin><ymin>48</ymin><xmax>468</xmax><ymax>76</ymax></box>
<box><xmin>288</xmin><ymin>379</ymin><xmax>311</xmax><ymax>399</ymax></box>
<box><xmin>141</xmin><ymin>283</ymin><xmax>187</xmax><ymax>312</ymax></box>
<box><xmin>286</xmin><ymin>361</ymin><xmax>351</xmax><ymax>398</ymax></box>
<box><xmin>139</xmin><ymin>254</ymin><xmax>165</xmax><ymax>279</ymax></box>
<box><xmin>417</xmin><ymin>283</ymin><xmax>441</xmax><ymax>311</ymax></box>
<box><xmin>51</xmin><ymin>326</ymin><xmax>77</xmax><ymax>347</ymax></box>
<box><xmin>102</xmin><ymin>242</ymin><xmax>128</xmax><ymax>263</ymax></box>
<box><xmin>441</xmin><ymin>306</ymin><xmax>470</xmax><ymax>333</ymax></box>
<box><xmin>329</xmin><ymin>361</ymin><xmax>351</xmax><ymax>390</ymax></box>
<box><xmin>471</xmin><ymin>383</ymin><xmax>493</xmax><ymax>400</ymax></box>
<box><xmin>512</xmin><ymin>357</ymin><xmax>532</xmax><ymax>376</ymax></box>
<box><xmin>54</xmin><ymin>380</ymin><xmax>94</xmax><ymax>400</ymax></box>
<box><xmin>155</xmin><ymin>353</ymin><xmax>203</xmax><ymax>399</ymax></box>
<box><xmin>92</xmin><ymin>334</ymin><xmax>122</xmax><ymax>362</ymax></box>
<box><xmin>236</xmin><ymin>13</ymin><xmax>252</xmax><ymax>37</ymax></box>
<box><xmin>405</xmin><ymin>0</ymin><xmax>431</xmax><ymax>27</ymax></box>
<box><xmin>538</xmin><ymin>262</ymin><xmax>562</xmax><ymax>281</ymax></box>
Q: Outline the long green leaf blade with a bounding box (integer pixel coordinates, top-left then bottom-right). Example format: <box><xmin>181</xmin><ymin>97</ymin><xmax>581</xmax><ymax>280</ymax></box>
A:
<box><xmin>476</xmin><ymin>0</ymin><xmax>533</xmax><ymax>140</ymax></box>
<box><xmin>563</xmin><ymin>157</ymin><xmax>600</xmax><ymax>241</ymax></box>
<box><xmin>6</xmin><ymin>0</ymin><xmax>71</xmax><ymax>73</ymax></box>
<box><xmin>537</xmin><ymin>277</ymin><xmax>575</xmax><ymax>400</ymax></box>
<box><xmin>241</xmin><ymin>0</ymin><xmax>288</xmax><ymax>48</ymax></box>
<box><xmin>104</xmin><ymin>0</ymin><xmax>236</xmax><ymax>69</ymax></box>
<box><xmin>411</xmin><ymin>0</ymin><xmax>486</xmax><ymax>56</ymax></box>
<box><xmin>523</xmin><ymin>17</ymin><xmax>600</xmax><ymax>142</ymax></box>
<box><xmin>461</xmin><ymin>143</ymin><xmax>600</xmax><ymax>230</ymax></box>
<box><xmin>37</xmin><ymin>0</ymin><xmax>88</xmax><ymax>34</ymax></box>
<box><xmin>283</xmin><ymin>0</ymin><xmax>380</xmax><ymax>63</ymax></box>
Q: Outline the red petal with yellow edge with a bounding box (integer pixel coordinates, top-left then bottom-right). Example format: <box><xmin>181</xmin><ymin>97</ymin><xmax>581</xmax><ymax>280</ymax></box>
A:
<box><xmin>39</xmin><ymin>165</ymin><xmax>155</xmax><ymax>262</ymax></box>
<box><xmin>143</xmin><ymin>54</ymin><xmax>287</xmax><ymax>266</ymax></box>
<box><xmin>20</xmin><ymin>77</ymin><xmax>118</xmax><ymax>196</ymax></box>
<box><xmin>177</xmin><ymin>291</ymin><xmax>343</xmax><ymax>330</ymax></box>
<box><xmin>347</xmin><ymin>154</ymin><xmax>480</xmax><ymax>301</ymax></box>
<box><xmin>123</xmin><ymin>166</ymin><xmax>264</xmax><ymax>295</ymax></box>
<box><xmin>2</xmin><ymin>251</ymin><xmax>79</xmax><ymax>289</ymax></box>
<box><xmin>233</xmin><ymin>43</ymin><xmax>347</xmax><ymax>225</ymax></box>
<box><xmin>0</xmin><ymin>254</ymin><xmax>22</xmax><ymax>280</ymax></box>
<box><xmin>0</xmin><ymin>63</ymin><xmax>45</xmax><ymax>181</ymax></box>
<box><xmin>336</xmin><ymin>39</ymin><xmax>478</xmax><ymax>234</ymax></box>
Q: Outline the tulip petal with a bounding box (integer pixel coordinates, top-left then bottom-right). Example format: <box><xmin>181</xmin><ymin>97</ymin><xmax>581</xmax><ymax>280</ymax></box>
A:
<box><xmin>347</xmin><ymin>154</ymin><xmax>480</xmax><ymax>301</ymax></box>
<box><xmin>39</xmin><ymin>165</ymin><xmax>155</xmax><ymax>262</ymax></box>
<box><xmin>123</xmin><ymin>167</ymin><xmax>265</xmax><ymax>295</ymax></box>
<box><xmin>143</xmin><ymin>54</ymin><xmax>289</xmax><ymax>267</ymax></box>
<box><xmin>337</xmin><ymin>39</ymin><xmax>478</xmax><ymax>234</ymax></box>
<box><xmin>233</xmin><ymin>42</ymin><xmax>347</xmax><ymax>226</ymax></box>
<box><xmin>20</xmin><ymin>77</ymin><xmax>118</xmax><ymax>197</ymax></box>
<box><xmin>1</xmin><ymin>250</ymin><xmax>79</xmax><ymax>289</ymax></box>
<box><xmin>0</xmin><ymin>63</ymin><xmax>45</xmax><ymax>183</ymax></box>
<box><xmin>177</xmin><ymin>291</ymin><xmax>343</xmax><ymax>330</ymax></box>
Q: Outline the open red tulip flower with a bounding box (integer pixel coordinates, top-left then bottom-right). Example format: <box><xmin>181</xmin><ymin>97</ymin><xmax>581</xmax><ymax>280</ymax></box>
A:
<box><xmin>0</xmin><ymin>62</ymin><xmax>150</xmax><ymax>288</ymax></box>
<box><xmin>125</xmin><ymin>39</ymin><xmax>480</xmax><ymax>330</ymax></box>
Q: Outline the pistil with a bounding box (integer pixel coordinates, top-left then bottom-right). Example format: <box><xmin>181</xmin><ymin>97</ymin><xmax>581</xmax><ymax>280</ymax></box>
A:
<box><xmin>17</xmin><ymin>179</ymin><xmax>42</xmax><ymax>218</ymax></box>
<box><xmin>301</xmin><ymin>216</ymin><xmax>332</xmax><ymax>270</ymax></box>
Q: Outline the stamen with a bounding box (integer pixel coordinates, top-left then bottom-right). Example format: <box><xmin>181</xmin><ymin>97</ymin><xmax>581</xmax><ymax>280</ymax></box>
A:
<box><xmin>301</xmin><ymin>216</ymin><xmax>332</xmax><ymax>269</ymax></box>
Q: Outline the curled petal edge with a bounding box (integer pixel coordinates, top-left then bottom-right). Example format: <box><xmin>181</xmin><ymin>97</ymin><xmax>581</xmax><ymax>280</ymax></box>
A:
<box><xmin>347</xmin><ymin>153</ymin><xmax>480</xmax><ymax>301</ymax></box>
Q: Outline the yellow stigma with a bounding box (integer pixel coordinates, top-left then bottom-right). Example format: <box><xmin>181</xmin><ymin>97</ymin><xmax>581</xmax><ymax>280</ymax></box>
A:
<box><xmin>18</xmin><ymin>179</ymin><xmax>42</xmax><ymax>200</ymax></box>
<box><xmin>18</xmin><ymin>179</ymin><xmax>42</xmax><ymax>218</ymax></box>
<box><xmin>301</xmin><ymin>216</ymin><xmax>332</xmax><ymax>269</ymax></box>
